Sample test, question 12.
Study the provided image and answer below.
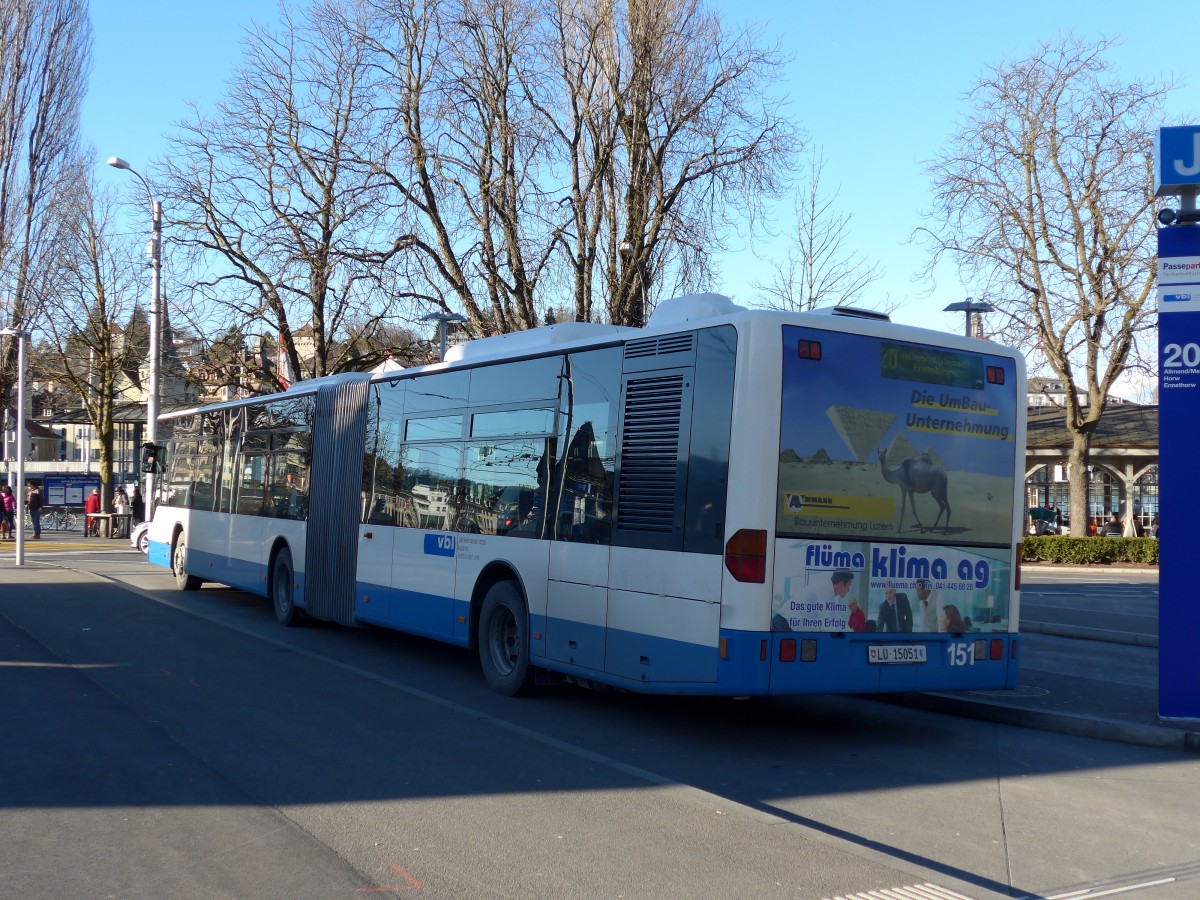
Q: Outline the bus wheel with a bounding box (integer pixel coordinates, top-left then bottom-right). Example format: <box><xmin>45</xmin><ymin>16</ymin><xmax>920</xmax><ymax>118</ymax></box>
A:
<box><xmin>172</xmin><ymin>533</ymin><xmax>202</xmax><ymax>591</ymax></box>
<box><xmin>271</xmin><ymin>547</ymin><xmax>302</xmax><ymax>627</ymax></box>
<box><xmin>478</xmin><ymin>581</ymin><xmax>533</xmax><ymax>696</ymax></box>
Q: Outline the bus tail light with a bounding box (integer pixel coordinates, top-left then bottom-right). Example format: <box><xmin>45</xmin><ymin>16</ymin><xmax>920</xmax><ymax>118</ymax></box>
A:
<box><xmin>779</xmin><ymin>639</ymin><xmax>796</xmax><ymax>662</ymax></box>
<box><xmin>990</xmin><ymin>639</ymin><xmax>1004</xmax><ymax>660</ymax></box>
<box><xmin>974</xmin><ymin>639</ymin><xmax>987</xmax><ymax>661</ymax></box>
<box><xmin>986</xmin><ymin>365</ymin><xmax>1005</xmax><ymax>384</ymax></box>
<box><xmin>724</xmin><ymin>529</ymin><xmax>767</xmax><ymax>583</ymax></box>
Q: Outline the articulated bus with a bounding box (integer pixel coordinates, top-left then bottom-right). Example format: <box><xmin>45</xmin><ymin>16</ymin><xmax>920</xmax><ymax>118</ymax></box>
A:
<box><xmin>144</xmin><ymin>293</ymin><xmax>1026</xmax><ymax>696</ymax></box>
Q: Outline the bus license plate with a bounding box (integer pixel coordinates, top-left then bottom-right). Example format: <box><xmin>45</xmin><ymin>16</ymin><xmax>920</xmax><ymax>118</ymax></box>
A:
<box><xmin>867</xmin><ymin>644</ymin><xmax>927</xmax><ymax>665</ymax></box>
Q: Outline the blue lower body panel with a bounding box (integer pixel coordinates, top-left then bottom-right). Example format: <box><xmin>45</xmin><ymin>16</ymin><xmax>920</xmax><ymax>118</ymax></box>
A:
<box><xmin>147</xmin><ymin>540</ymin><xmax>171</xmax><ymax>570</ymax></box>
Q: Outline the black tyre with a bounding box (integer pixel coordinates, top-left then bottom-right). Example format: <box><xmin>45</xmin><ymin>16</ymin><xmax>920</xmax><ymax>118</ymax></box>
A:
<box><xmin>172</xmin><ymin>533</ymin><xmax>202</xmax><ymax>591</ymax></box>
<box><xmin>478</xmin><ymin>581</ymin><xmax>533</xmax><ymax>696</ymax></box>
<box><xmin>271</xmin><ymin>546</ymin><xmax>302</xmax><ymax>627</ymax></box>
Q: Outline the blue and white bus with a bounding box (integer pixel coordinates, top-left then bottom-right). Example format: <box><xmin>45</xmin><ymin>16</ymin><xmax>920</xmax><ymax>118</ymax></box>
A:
<box><xmin>145</xmin><ymin>293</ymin><xmax>1026</xmax><ymax>696</ymax></box>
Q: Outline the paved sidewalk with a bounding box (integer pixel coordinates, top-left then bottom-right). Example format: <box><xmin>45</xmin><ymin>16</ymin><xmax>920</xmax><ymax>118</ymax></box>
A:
<box><xmin>897</xmin><ymin>565</ymin><xmax>1200</xmax><ymax>753</ymax></box>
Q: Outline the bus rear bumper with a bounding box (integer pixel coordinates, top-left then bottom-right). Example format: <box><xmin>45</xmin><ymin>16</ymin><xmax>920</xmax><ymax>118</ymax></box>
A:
<box><xmin>742</xmin><ymin>630</ymin><xmax>1019</xmax><ymax>696</ymax></box>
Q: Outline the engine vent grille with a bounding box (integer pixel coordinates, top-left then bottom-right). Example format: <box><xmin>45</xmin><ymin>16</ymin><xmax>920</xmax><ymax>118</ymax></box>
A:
<box><xmin>624</xmin><ymin>333</ymin><xmax>696</xmax><ymax>360</ymax></box>
<box><xmin>617</xmin><ymin>374</ymin><xmax>685</xmax><ymax>532</ymax></box>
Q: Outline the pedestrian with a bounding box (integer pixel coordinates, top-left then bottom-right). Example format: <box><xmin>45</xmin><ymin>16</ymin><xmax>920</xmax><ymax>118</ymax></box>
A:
<box><xmin>0</xmin><ymin>485</ymin><xmax>14</xmax><ymax>540</ymax></box>
<box><xmin>26</xmin><ymin>482</ymin><xmax>42</xmax><ymax>539</ymax></box>
<box><xmin>85</xmin><ymin>487</ymin><xmax>102</xmax><ymax>537</ymax></box>
<box><xmin>1103</xmin><ymin>512</ymin><xmax>1122</xmax><ymax>536</ymax></box>
<box><xmin>131</xmin><ymin>485</ymin><xmax>145</xmax><ymax>525</ymax></box>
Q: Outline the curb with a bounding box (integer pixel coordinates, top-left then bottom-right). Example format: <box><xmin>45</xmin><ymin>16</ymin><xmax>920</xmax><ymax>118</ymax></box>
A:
<box><xmin>1022</xmin><ymin>564</ymin><xmax>1158</xmax><ymax>576</ymax></box>
<box><xmin>889</xmin><ymin>692</ymin><xmax>1200</xmax><ymax>754</ymax></box>
<box><xmin>1021</xmin><ymin>620</ymin><xmax>1159</xmax><ymax>648</ymax></box>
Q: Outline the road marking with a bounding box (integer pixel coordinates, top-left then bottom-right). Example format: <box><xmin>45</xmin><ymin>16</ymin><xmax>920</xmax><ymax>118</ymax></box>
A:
<box><xmin>825</xmin><ymin>883</ymin><xmax>974</xmax><ymax>899</ymax></box>
<box><xmin>1042</xmin><ymin>877</ymin><xmax>1176</xmax><ymax>898</ymax></box>
<box><xmin>0</xmin><ymin>661</ymin><xmax>118</xmax><ymax>669</ymax></box>
<box><xmin>359</xmin><ymin>862</ymin><xmax>423</xmax><ymax>892</ymax></box>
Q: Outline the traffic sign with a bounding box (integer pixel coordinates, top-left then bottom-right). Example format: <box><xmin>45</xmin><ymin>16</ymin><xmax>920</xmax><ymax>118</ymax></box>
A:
<box><xmin>1155</xmin><ymin>126</ymin><xmax>1200</xmax><ymax>196</ymax></box>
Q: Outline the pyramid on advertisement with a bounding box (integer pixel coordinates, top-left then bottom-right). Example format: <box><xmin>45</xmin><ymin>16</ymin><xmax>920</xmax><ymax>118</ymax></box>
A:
<box><xmin>825</xmin><ymin>406</ymin><xmax>896</xmax><ymax>462</ymax></box>
<box><xmin>809</xmin><ymin>448</ymin><xmax>832</xmax><ymax>464</ymax></box>
<box><xmin>886</xmin><ymin>431</ymin><xmax>920</xmax><ymax>461</ymax></box>
<box><xmin>923</xmin><ymin>446</ymin><xmax>946</xmax><ymax>468</ymax></box>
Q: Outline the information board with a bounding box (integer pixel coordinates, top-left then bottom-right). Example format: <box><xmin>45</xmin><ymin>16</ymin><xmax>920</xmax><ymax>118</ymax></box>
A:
<box><xmin>41</xmin><ymin>474</ymin><xmax>101</xmax><ymax>507</ymax></box>
<box><xmin>1158</xmin><ymin>223</ymin><xmax>1200</xmax><ymax>720</ymax></box>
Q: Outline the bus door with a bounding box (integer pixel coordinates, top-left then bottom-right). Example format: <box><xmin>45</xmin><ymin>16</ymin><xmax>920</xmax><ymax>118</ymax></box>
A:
<box><xmin>545</xmin><ymin>350</ymin><xmax>621</xmax><ymax>674</ymax></box>
<box><xmin>546</xmin><ymin>426</ymin><xmax>613</xmax><ymax>672</ymax></box>
<box><xmin>356</xmin><ymin>520</ymin><xmax>395</xmax><ymax>621</ymax></box>
<box><xmin>229</xmin><ymin>432</ymin><xmax>268</xmax><ymax>591</ymax></box>
<box><xmin>390</xmin><ymin>443</ymin><xmax>463</xmax><ymax>635</ymax></box>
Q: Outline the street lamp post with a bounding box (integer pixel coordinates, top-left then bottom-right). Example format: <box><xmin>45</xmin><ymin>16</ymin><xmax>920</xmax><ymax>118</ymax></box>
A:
<box><xmin>107</xmin><ymin>156</ymin><xmax>162</xmax><ymax>519</ymax></box>
<box><xmin>420</xmin><ymin>311</ymin><xmax>467</xmax><ymax>361</ymax></box>
<box><xmin>943</xmin><ymin>297</ymin><xmax>994</xmax><ymax>338</ymax></box>
<box><xmin>1</xmin><ymin>327</ymin><xmax>29</xmax><ymax>565</ymax></box>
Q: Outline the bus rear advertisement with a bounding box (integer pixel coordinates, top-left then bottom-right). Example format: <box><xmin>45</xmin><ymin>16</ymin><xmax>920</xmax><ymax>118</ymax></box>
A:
<box><xmin>144</xmin><ymin>294</ymin><xmax>1025</xmax><ymax>698</ymax></box>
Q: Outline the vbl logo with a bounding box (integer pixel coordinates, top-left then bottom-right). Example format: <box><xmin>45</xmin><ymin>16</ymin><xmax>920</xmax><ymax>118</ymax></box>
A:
<box><xmin>424</xmin><ymin>533</ymin><xmax>456</xmax><ymax>557</ymax></box>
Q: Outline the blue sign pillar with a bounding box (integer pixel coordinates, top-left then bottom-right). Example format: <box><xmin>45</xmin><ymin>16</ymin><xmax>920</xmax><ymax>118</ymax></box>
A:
<box><xmin>1156</xmin><ymin>125</ymin><xmax>1200</xmax><ymax>720</ymax></box>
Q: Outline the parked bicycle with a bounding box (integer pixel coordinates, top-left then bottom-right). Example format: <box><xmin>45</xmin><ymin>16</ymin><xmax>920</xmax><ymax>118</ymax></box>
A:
<box><xmin>24</xmin><ymin>508</ymin><xmax>80</xmax><ymax>532</ymax></box>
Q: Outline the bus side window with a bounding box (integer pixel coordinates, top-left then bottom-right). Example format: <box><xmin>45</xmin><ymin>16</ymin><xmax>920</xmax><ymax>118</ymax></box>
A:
<box><xmin>400</xmin><ymin>444</ymin><xmax>462</xmax><ymax>531</ymax></box>
<box><xmin>558</xmin><ymin>420</ymin><xmax>612</xmax><ymax>543</ymax></box>
<box><xmin>464</xmin><ymin>439</ymin><xmax>550</xmax><ymax>538</ymax></box>
<box><xmin>555</xmin><ymin>347</ymin><xmax>620</xmax><ymax>544</ymax></box>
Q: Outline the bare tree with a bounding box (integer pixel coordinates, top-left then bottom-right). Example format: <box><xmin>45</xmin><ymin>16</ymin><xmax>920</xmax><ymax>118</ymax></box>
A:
<box><xmin>161</xmin><ymin>0</ymin><xmax>407</xmax><ymax>384</ymax></box>
<box><xmin>755</xmin><ymin>149</ymin><xmax>883</xmax><ymax>311</ymax></box>
<box><xmin>356</xmin><ymin>0</ymin><xmax>559</xmax><ymax>336</ymax></box>
<box><xmin>36</xmin><ymin>174</ymin><xmax>145</xmax><ymax>509</ymax></box>
<box><xmin>0</xmin><ymin>0</ymin><xmax>91</xmax><ymax>411</ymax></box>
<box><xmin>921</xmin><ymin>37</ymin><xmax>1169</xmax><ymax>536</ymax></box>
<box><xmin>591</xmin><ymin>0</ymin><xmax>798</xmax><ymax>326</ymax></box>
<box><xmin>361</xmin><ymin>0</ymin><xmax>798</xmax><ymax>331</ymax></box>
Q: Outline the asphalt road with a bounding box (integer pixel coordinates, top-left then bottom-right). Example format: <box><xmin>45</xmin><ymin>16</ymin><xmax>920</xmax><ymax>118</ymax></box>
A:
<box><xmin>1022</xmin><ymin>570</ymin><xmax>1159</xmax><ymax>644</ymax></box>
<box><xmin>2</xmin><ymin>553</ymin><xmax>1197</xmax><ymax>900</ymax></box>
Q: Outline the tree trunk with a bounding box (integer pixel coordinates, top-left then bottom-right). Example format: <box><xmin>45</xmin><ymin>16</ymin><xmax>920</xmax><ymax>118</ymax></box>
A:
<box><xmin>1066</xmin><ymin>432</ymin><xmax>1091</xmax><ymax>538</ymax></box>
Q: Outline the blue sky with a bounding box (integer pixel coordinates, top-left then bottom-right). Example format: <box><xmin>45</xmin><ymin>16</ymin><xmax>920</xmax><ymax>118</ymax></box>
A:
<box><xmin>84</xmin><ymin>0</ymin><xmax>1197</xmax><ymax>358</ymax></box>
